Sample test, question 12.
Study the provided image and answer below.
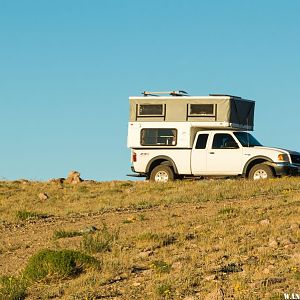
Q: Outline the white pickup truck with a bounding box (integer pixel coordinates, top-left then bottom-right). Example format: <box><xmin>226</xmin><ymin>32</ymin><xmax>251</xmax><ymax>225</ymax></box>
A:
<box><xmin>130</xmin><ymin>130</ymin><xmax>300</xmax><ymax>182</ymax></box>
<box><xmin>127</xmin><ymin>92</ymin><xmax>300</xmax><ymax>182</ymax></box>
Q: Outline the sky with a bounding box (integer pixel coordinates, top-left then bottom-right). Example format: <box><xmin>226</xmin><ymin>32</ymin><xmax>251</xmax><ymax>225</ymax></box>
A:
<box><xmin>0</xmin><ymin>0</ymin><xmax>300</xmax><ymax>181</ymax></box>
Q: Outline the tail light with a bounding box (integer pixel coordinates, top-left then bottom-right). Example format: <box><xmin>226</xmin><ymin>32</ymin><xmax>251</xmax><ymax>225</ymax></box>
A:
<box><xmin>132</xmin><ymin>151</ymin><xmax>137</xmax><ymax>162</ymax></box>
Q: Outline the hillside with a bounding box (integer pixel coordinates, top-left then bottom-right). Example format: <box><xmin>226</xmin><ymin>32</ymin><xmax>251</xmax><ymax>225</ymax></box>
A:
<box><xmin>0</xmin><ymin>178</ymin><xmax>299</xmax><ymax>299</ymax></box>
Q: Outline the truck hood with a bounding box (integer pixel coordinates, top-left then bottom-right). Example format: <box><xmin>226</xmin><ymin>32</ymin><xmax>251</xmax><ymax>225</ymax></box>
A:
<box><xmin>253</xmin><ymin>146</ymin><xmax>300</xmax><ymax>156</ymax></box>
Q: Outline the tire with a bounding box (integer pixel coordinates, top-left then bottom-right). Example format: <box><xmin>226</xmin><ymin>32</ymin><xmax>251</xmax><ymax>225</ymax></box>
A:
<box><xmin>249</xmin><ymin>163</ymin><xmax>274</xmax><ymax>180</ymax></box>
<box><xmin>150</xmin><ymin>165</ymin><xmax>174</xmax><ymax>182</ymax></box>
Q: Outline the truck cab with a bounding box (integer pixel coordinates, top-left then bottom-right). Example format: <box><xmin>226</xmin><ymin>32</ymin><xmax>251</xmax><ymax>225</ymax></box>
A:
<box><xmin>191</xmin><ymin>130</ymin><xmax>300</xmax><ymax>179</ymax></box>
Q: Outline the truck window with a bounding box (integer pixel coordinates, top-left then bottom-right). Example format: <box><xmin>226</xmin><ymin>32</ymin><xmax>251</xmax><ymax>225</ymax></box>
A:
<box><xmin>212</xmin><ymin>133</ymin><xmax>239</xmax><ymax>149</ymax></box>
<box><xmin>233</xmin><ymin>132</ymin><xmax>262</xmax><ymax>147</ymax></box>
<box><xmin>138</xmin><ymin>104</ymin><xmax>164</xmax><ymax>116</ymax></box>
<box><xmin>195</xmin><ymin>134</ymin><xmax>209</xmax><ymax>149</ymax></box>
<box><xmin>141</xmin><ymin>128</ymin><xmax>177</xmax><ymax>146</ymax></box>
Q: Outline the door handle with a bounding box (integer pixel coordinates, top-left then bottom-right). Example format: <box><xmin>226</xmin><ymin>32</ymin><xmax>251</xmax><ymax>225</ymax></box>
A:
<box><xmin>209</xmin><ymin>152</ymin><xmax>215</xmax><ymax>154</ymax></box>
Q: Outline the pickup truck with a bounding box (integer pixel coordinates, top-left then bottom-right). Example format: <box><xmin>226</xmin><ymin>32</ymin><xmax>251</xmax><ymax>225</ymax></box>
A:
<box><xmin>130</xmin><ymin>130</ymin><xmax>300</xmax><ymax>182</ymax></box>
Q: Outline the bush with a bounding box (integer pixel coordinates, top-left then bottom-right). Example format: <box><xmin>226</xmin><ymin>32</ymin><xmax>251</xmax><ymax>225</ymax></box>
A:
<box><xmin>81</xmin><ymin>225</ymin><xmax>119</xmax><ymax>254</ymax></box>
<box><xmin>23</xmin><ymin>249</ymin><xmax>100</xmax><ymax>282</ymax></box>
<box><xmin>0</xmin><ymin>276</ymin><xmax>26</xmax><ymax>300</ymax></box>
<box><xmin>53</xmin><ymin>230</ymin><xmax>83</xmax><ymax>239</ymax></box>
<box><xmin>150</xmin><ymin>260</ymin><xmax>171</xmax><ymax>273</ymax></box>
<box><xmin>16</xmin><ymin>210</ymin><xmax>49</xmax><ymax>221</ymax></box>
<box><xmin>157</xmin><ymin>283</ymin><xmax>172</xmax><ymax>298</ymax></box>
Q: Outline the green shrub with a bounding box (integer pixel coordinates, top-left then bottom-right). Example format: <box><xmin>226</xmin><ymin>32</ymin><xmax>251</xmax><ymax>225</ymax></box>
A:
<box><xmin>53</xmin><ymin>230</ymin><xmax>83</xmax><ymax>239</ymax></box>
<box><xmin>0</xmin><ymin>276</ymin><xmax>26</xmax><ymax>300</ymax></box>
<box><xmin>157</xmin><ymin>283</ymin><xmax>172</xmax><ymax>298</ymax></box>
<box><xmin>138</xmin><ymin>232</ymin><xmax>177</xmax><ymax>247</ymax></box>
<box><xmin>81</xmin><ymin>225</ymin><xmax>119</xmax><ymax>254</ymax></box>
<box><xmin>23</xmin><ymin>249</ymin><xmax>100</xmax><ymax>282</ymax></box>
<box><xmin>16</xmin><ymin>210</ymin><xmax>49</xmax><ymax>221</ymax></box>
<box><xmin>150</xmin><ymin>260</ymin><xmax>171</xmax><ymax>273</ymax></box>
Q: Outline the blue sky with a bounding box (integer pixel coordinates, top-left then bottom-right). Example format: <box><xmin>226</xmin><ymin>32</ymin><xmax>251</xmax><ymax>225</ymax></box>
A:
<box><xmin>0</xmin><ymin>0</ymin><xmax>300</xmax><ymax>181</ymax></box>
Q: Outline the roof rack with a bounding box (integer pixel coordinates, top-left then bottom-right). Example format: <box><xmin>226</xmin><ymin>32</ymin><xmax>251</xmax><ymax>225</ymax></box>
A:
<box><xmin>209</xmin><ymin>94</ymin><xmax>241</xmax><ymax>99</ymax></box>
<box><xmin>142</xmin><ymin>90</ymin><xmax>189</xmax><ymax>97</ymax></box>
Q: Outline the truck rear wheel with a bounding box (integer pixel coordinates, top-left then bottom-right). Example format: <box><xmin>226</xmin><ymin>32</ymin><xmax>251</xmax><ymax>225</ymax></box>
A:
<box><xmin>150</xmin><ymin>165</ymin><xmax>174</xmax><ymax>182</ymax></box>
<box><xmin>249</xmin><ymin>164</ymin><xmax>274</xmax><ymax>180</ymax></box>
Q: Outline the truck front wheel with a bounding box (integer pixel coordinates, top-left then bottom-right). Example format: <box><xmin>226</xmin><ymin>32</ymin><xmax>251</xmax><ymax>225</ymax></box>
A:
<box><xmin>150</xmin><ymin>165</ymin><xmax>174</xmax><ymax>182</ymax></box>
<box><xmin>249</xmin><ymin>164</ymin><xmax>274</xmax><ymax>180</ymax></box>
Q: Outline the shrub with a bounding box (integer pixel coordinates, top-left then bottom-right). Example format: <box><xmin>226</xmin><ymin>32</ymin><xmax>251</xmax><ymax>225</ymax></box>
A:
<box><xmin>23</xmin><ymin>249</ymin><xmax>100</xmax><ymax>282</ymax></box>
<box><xmin>0</xmin><ymin>276</ymin><xmax>26</xmax><ymax>300</ymax></box>
<box><xmin>81</xmin><ymin>225</ymin><xmax>119</xmax><ymax>254</ymax></box>
<box><xmin>138</xmin><ymin>232</ymin><xmax>177</xmax><ymax>247</ymax></box>
<box><xmin>53</xmin><ymin>230</ymin><xmax>83</xmax><ymax>239</ymax></box>
<box><xmin>150</xmin><ymin>261</ymin><xmax>171</xmax><ymax>273</ymax></box>
<box><xmin>157</xmin><ymin>283</ymin><xmax>172</xmax><ymax>298</ymax></box>
<box><xmin>16</xmin><ymin>210</ymin><xmax>49</xmax><ymax>221</ymax></box>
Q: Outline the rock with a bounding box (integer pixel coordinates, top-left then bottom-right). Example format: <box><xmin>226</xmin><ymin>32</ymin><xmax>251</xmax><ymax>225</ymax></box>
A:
<box><xmin>172</xmin><ymin>261</ymin><xmax>183</xmax><ymax>270</ymax></box>
<box><xmin>38</xmin><ymin>193</ymin><xmax>48</xmax><ymax>200</ymax></box>
<box><xmin>291</xmin><ymin>253</ymin><xmax>300</xmax><ymax>263</ymax></box>
<box><xmin>290</xmin><ymin>223</ymin><xmax>300</xmax><ymax>230</ymax></box>
<box><xmin>65</xmin><ymin>171</ymin><xmax>83</xmax><ymax>184</ymax></box>
<box><xmin>138</xmin><ymin>250</ymin><xmax>154</xmax><ymax>258</ymax></box>
<box><xmin>49</xmin><ymin>178</ymin><xmax>65</xmax><ymax>184</ymax></box>
<box><xmin>263</xmin><ymin>265</ymin><xmax>276</xmax><ymax>274</ymax></box>
<box><xmin>268</xmin><ymin>239</ymin><xmax>278</xmax><ymax>248</ymax></box>
<box><xmin>79</xmin><ymin>226</ymin><xmax>98</xmax><ymax>234</ymax></box>
<box><xmin>132</xmin><ymin>282</ymin><xmax>141</xmax><ymax>287</ymax></box>
<box><xmin>245</xmin><ymin>256</ymin><xmax>258</xmax><ymax>265</ymax></box>
<box><xmin>260</xmin><ymin>219</ymin><xmax>270</xmax><ymax>225</ymax></box>
<box><xmin>204</xmin><ymin>289</ymin><xmax>223</xmax><ymax>300</ymax></box>
<box><xmin>204</xmin><ymin>274</ymin><xmax>216</xmax><ymax>281</ymax></box>
<box><xmin>257</xmin><ymin>246</ymin><xmax>269</xmax><ymax>253</ymax></box>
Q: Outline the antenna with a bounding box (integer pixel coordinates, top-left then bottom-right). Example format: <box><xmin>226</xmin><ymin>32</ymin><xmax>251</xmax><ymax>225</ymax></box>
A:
<box><xmin>142</xmin><ymin>90</ymin><xmax>188</xmax><ymax>97</ymax></box>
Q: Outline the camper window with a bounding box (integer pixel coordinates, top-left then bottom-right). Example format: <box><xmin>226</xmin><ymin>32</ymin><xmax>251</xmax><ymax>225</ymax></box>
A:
<box><xmin>138</xmin><ymin>104</ymin><xmax>164</xmax><ymax>116</ymax></box>
<box><xmin>189</xmin><ymin>104</ymin><xmax>215</xmax><ymax>116</ymax></box>
<box><xmin>141</xmin><ymin>128</ymin><xmax>177</xmax><ymax>146</ymax></box>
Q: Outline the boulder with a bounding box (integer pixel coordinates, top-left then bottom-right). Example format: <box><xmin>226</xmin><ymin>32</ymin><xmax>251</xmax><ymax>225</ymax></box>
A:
<box><xmin>65</xmin><ymin>171</ymin><xmax>83</xmax><ymax>184</ymax></box>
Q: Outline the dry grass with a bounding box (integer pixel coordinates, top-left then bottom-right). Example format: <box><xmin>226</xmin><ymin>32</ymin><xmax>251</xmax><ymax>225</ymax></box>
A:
<box><xmin>0</xmin><ymin>178</ymin><xmax>299</xmax><ymax>299</ymax></box>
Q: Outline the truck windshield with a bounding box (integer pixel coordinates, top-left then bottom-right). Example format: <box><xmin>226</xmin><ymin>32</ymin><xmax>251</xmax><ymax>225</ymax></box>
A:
<box><xmin>233</xmin><ymin>132</ymin><xmax>262</xmax><ymax>147</ymax></box>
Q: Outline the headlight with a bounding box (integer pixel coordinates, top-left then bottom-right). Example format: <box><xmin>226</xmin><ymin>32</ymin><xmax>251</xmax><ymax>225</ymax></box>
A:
<box><xmin>278</xmin><ymin>153</ymin><xmax>289</xmax><ymax>162</ymax></box>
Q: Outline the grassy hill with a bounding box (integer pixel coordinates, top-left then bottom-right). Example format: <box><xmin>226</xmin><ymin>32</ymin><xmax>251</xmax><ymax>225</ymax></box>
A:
<box><xmin>0</xmin><ymin>178</ymin><xmax>299</xmax><ymax>299</ymax></box>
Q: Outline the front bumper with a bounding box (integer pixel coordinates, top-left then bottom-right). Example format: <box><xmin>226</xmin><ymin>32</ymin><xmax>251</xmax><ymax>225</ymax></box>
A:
<box><xmin>270</xmin><ymin>162</ymin><xmax>300</xmax><ymax>176</ymax></box>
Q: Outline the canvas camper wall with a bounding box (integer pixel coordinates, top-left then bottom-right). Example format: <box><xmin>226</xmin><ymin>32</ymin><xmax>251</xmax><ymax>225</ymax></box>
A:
<box><xmin>129</xmin><ymin>95</ymin><xmax>255</xmax><ymax>129</ymax></box>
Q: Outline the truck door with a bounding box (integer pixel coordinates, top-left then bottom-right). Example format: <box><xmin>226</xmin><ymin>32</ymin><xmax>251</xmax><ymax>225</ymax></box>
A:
<box><xmin>191</xmin><ymin>133</ymin><xmax>209</xmax><ymax>175</ymax></box>
<box><xmin>206</xmin><ymin>133</ymin><xmax>243</xmax><ymax>174</ymax></box>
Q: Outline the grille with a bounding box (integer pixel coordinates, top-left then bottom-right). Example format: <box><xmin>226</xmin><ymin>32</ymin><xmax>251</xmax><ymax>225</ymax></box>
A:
<box><xmin>291</xmin><ymin>154</ymin><xmax>300</xmax><ymax>165</ymax></box>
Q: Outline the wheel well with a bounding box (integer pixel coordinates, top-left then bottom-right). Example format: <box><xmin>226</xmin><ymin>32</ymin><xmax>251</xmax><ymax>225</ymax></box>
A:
<box><xmin>148</xmin><ymin>159</ymin><xmax>175</xmax><ymax>176</ymax></box>
<box><xmin>245</xmin><ymin>159</ymin><xmax>274</xmax><ymax>177</ymax></box>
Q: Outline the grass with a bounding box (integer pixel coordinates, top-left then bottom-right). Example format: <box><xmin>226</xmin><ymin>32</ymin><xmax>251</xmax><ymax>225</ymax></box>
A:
<box><xmin>0</xmin><ymin>178</ymin><xmax>299</xmax><ymax>299</ymax></box>
<box><xmin>0</xmin><ymin>276</ymin><xmax>26</xmax><ymax>300</ymax></box>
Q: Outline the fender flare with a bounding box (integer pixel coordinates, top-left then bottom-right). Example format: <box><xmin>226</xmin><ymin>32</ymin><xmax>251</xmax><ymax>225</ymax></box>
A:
<box><xmin>243</xmin><ymin>155</ymin><xmax>273</xmax><ymax>176</ymax></box>
<box><xmin>146</xmin><ymin>156</ymin><xmax>178</xmax><ymax>174</ymax></box>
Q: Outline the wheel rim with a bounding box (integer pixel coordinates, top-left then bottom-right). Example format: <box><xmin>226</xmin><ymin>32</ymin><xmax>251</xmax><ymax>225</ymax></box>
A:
<box><xmin>253</xmin><ymin>169</ymin><xmax>268</xmax><ymax>180</ymax></box>
<box><xmin>154</xmin><ymin>171</ymin><xmax>169</xmax><ymax>182</ymax></box>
